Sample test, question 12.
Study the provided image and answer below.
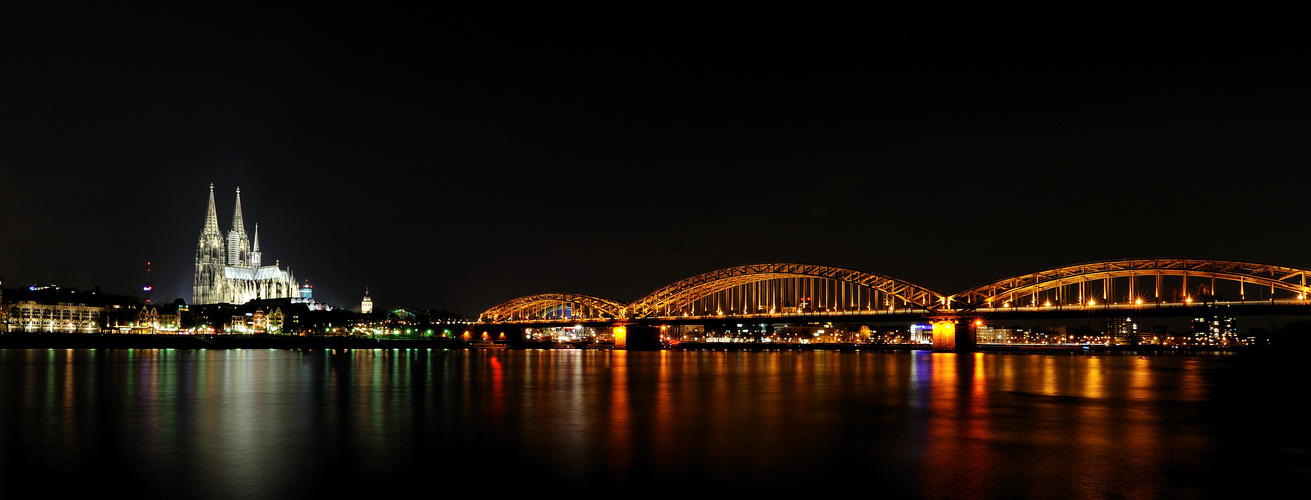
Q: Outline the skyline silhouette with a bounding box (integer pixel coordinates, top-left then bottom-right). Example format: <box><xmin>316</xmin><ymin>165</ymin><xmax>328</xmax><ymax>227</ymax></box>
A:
<box><xmin>4</xmin><ymin>7</ymin><xmax>1308</xmax><ymax>315</ymax></box>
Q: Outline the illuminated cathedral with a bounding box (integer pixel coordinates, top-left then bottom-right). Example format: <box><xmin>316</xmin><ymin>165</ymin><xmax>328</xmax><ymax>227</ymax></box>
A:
<box><xmin>193</xmin><ymin>184</ymin><xmax>298</xmax><ymax>305</ymax></box>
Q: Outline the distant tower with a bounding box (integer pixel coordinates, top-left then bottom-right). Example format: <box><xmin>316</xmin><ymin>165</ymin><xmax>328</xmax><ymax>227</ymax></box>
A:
<box><xmin>361</xmin><ymin>288</ymin><xmax>373</xmax><ymax>314</ymax></box>
<box><xmin>299</xmin><ymin>280</ymin><xmax>313</xmax><ymax>300</ymax></box>
<box><xmin>194</xmin><ymin>183</ymin><xmax>227</xmax><ymax>305</ymax></box>
<box><xmin>142</xmin><ymin>261</ymin><xmax>154</xmax><ymax>304</ymax></box>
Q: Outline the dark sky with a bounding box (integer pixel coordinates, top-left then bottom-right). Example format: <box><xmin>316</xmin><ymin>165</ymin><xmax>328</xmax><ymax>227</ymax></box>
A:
<box><xmin>3</xmin><ymin>7</ymin><xmax>1309</xmax><ymax>316</ymax></box>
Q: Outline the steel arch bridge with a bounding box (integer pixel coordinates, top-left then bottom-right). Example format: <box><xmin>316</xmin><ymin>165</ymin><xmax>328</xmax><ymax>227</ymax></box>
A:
<box><xmin>950</xmin><ymin>258</ymin><xmax>1311</xmax><ymax>311</ymax></box>
<box><xmin>625</xmin><ymin>262</ymin><xmax>943</xmax><ymax>319</ymax></box>
<box><xmin>478</xmin><ymin>258</ymin><xmax>1311</xmax><ymax>324</ymax></box>
<box><xmin>478</xmin><ymin>293</ymin><xmax>628</xmax><ymax>323</ymax></box>
<box><xmin>479</xmin><ymin>263</ymin><xmax>945</xmax><ymax>323</ymax></box>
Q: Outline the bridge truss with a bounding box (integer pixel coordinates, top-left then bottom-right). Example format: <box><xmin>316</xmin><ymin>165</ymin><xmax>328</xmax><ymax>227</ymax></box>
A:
<box><xmin>478</xmin><ymin>264</ymin><xmax>944</xmax><ymax>323</ymax></box>
<box><xmin>950</xmin><ymin>258</ymin><xmax>1311</xmax><ymax>310</ymax></box>
<box><xmin>626</xmin><ymin>263</ymin><xmax>943</xmax><ymax>319</ymax></box>
<box><xmin>478</xmin><ymin>293</ymin><xmax>628</xmax><ymax>323</ymax></box>
<box><xmin>478</xmin><ymin>259</ymin><xmax>1311</xmax><ymax>324</ymax></box>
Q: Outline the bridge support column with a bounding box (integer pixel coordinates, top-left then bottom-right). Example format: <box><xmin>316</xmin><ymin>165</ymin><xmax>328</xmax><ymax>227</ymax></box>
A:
<box><xmin>613</xmin><ymin>324</ymin><xmax>628</xmax><ymax>350</ymax></box>
<box><xmin>612</xmin><ymin>323</ymin><xmax>661</xmax><ymax>351</ymax></box>
<box><xmin>475</xmin><ymin>325</ymin><xmax>520</xmax><ymax>343</ymax></box>
<box><xmin>931</xmin><ymin>318</ymin><xmax>977</xmax><ymax>353</ymax></box>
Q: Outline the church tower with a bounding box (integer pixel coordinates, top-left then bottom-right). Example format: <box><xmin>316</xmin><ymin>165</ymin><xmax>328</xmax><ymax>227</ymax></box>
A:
<box><xmin>226</xmin><ymin>187</ymin><xmax>251</xmax><ymax>267</ymax></box>
<box><xmin>251</xmin><ymin>223</ymin><xmax>262</xmax><ymax>269</ymax></box>
<box><xmin>193</xmin><ymin>183</ymin><xmax>227</xmax><ymax>305</ymax></box>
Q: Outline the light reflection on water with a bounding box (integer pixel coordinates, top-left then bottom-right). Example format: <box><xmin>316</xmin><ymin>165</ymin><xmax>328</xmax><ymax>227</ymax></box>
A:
<box><xmin>0</xmin><ymin>349</ymin><xmax>1296</xmax><ymax>498</ymax></box>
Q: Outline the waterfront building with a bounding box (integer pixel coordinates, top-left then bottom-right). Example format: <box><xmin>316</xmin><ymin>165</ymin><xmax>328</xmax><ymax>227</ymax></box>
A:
<box><xmin>7</xmin><ymin>301</ymin><xmax>102</xmax><ymax>333</ymax></box>
<box><xmin>267</xmin><ymin>308</ymin><xmax>285</xmax><ymax>333</ymax></box>
<box><xmin>361</xmin><ymin>288</ymin><xmax>373</xmax><ymax>314</ymax></box>
<box><xmin>1192</xmin><ymin>306</ymin><xmax>1237</xmax><ymax>345</ymax></box>
<box><xmin>1109</xmin><ymin>317</ymin><xmax>1140</xmax><ymax>343</ymax></box>
<box><xmin>193</xmin><ymin>184</ymin><xmax>299</xmax><ymax>305</ymax></box>
<box><xmin>1</xmin><ymin>284</ymin><xmax>137</xmax><ymax>333</ymax></box>
<box><xmin>230</xmin><ymin>314</ymin><xmax>249</xmax><ymax>333</ymax></box>
<box><xmin>976</xmin><ymin>326</ymin><xmax>1011</xmax><ymax>343</ymax></box>
<box><xmin>135</xmin><ymin>307</ymin><xmax>159</xmax><ymax>334</ymax></box>
<box><xmin>252</xmin><ymin>308</ymin><xmax>267</xmax><ymax>332</ymax></box>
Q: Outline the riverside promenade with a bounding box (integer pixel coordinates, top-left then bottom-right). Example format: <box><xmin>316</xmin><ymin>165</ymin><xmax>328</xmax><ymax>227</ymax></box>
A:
<box><xmin>0</xmin><ymin>333</ymin><xmax>468</xmax><ymax>350</ymax></box>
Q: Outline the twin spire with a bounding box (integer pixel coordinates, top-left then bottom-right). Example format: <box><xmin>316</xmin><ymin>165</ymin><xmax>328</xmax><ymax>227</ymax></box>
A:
<box><xmin>204</xmin><ymin>185</ymin><xmax>251</xmax><ymax>234</ymax></box>
<box><xmin>203</xmin><ymin>184</ymin><xmax>263</xmax><ymax>269</ymax></box>
<box><xmin>204</xmin><ymin>183</ymin><xmax>221</xmax><ymax>235</ymax></box>
<box><xmin>230</xmin><ymin>186</ymin><xmax>246</xmax><ymax>241</ymax></box>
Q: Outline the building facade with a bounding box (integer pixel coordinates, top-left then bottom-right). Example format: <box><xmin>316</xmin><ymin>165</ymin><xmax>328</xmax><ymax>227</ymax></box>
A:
<box><xmin>2</xmin><ymin>284</ymin><xmax>140</xmax><ymax>334</ymax></box>
<box><xmin>6</xmin><ymin>301</ymin><xmax>102</xmax><ymax>333</ymax></box>
<box><xmin>193</xmin><ymin>184</ymin><xmax>298</xmax><ymax>305</ymax></box>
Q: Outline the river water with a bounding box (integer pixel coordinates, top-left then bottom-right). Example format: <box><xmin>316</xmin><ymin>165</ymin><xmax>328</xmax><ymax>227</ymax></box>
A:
<box><xmin>0</xmin><ymin>348</ymin><xmax>1303</xmax><ymax>498</ymax></box>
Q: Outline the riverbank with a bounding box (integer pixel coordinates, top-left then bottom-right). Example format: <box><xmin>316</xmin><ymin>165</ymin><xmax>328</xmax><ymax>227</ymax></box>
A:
<box><xmin>0</xmin><ymin>333</ymin><xmax>466</xmax><ymax>350</ymax></box>
<box><xmin>0</xmin><ymin>333</ymin><xmax>1240</xmax><ymax>353</ymax></box>
<box><xmin>668</xmin><ymin>341</ymin><xmax>1233</xmax><ymax>353</ymax></box>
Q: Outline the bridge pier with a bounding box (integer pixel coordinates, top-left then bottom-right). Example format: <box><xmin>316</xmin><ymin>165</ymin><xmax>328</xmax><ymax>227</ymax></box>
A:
<box><xmin>474</xmin><ymin>324</ymin><xmax>515</xmax><ymax>342</ymax></box>
<box><xmin>931</xmin><ymin>318</ymin><xmax>977</xmax><ymax>353</ymax></box>
<box><xmin>612</xmin><ymin>324</ymin><xmax>661</xmax><ymax>351</ymax></box>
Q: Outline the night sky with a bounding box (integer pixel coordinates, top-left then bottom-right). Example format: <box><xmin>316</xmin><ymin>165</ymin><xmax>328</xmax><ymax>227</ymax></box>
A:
<box><xmin>3</xmin><ymin>7</ymin><xmax>1309</xmax><ymax>316</ymax></box>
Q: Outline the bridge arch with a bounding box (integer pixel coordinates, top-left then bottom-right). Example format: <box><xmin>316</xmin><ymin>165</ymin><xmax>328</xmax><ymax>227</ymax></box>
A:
<box><xmin>626</xmin><ymin>263</ymin><xmax>945</xmax><ymax>319</ymax></box>
<box><xmin>950</xmin><ymin>258</ymin><xmax>1311</xmax><ymax>310</ymax></box>
<box><xmin>479</xmin><ymin>293</ymin><xmax>629</xmax><ymax>323</ymax></box>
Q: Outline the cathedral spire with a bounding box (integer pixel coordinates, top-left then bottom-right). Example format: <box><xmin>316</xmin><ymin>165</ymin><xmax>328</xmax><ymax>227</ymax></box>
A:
<box><xmin>231</xmin><ymin>187</ymin><xmax>247</xmax><ymax>238</ymax></box>
<box><xmin>251</xmin><ymin>223</ymin><xmax>262</xmax><ymax>268</ymax></box>
<box><xmin>226</xmin><ymin>187</ymin><xmax>251</xmax><ymax>267</ymax></box>
<box><xmin>203</xmin><ymin>183</ymin><xmax>221</xmax><ymax>235</ymax></box>
<box><xmin>195</xmin><ymin>183</ymin><xmax>227</xmax><ymax>305</ymax></box>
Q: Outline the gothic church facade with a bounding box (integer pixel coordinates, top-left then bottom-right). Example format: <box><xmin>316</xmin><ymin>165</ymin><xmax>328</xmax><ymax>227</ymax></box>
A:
<box><xmin>193</xmin><ymin>184</ymin><xmax>298</xmax><ymax>305</ymax></box>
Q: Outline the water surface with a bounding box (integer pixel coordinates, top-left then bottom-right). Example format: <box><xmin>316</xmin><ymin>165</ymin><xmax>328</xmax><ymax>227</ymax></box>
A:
<box><xmin>0</xmin><ymin>349</ymin><xmax>1301</xmax><ymax>498</ymax></box>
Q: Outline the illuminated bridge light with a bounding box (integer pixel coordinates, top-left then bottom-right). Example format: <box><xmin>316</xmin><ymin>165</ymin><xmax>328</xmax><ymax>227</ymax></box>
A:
<box><xmin>477</xmin><ymin>259</ymin><xmax>1311</xmax><ymax>330</ymax></box>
